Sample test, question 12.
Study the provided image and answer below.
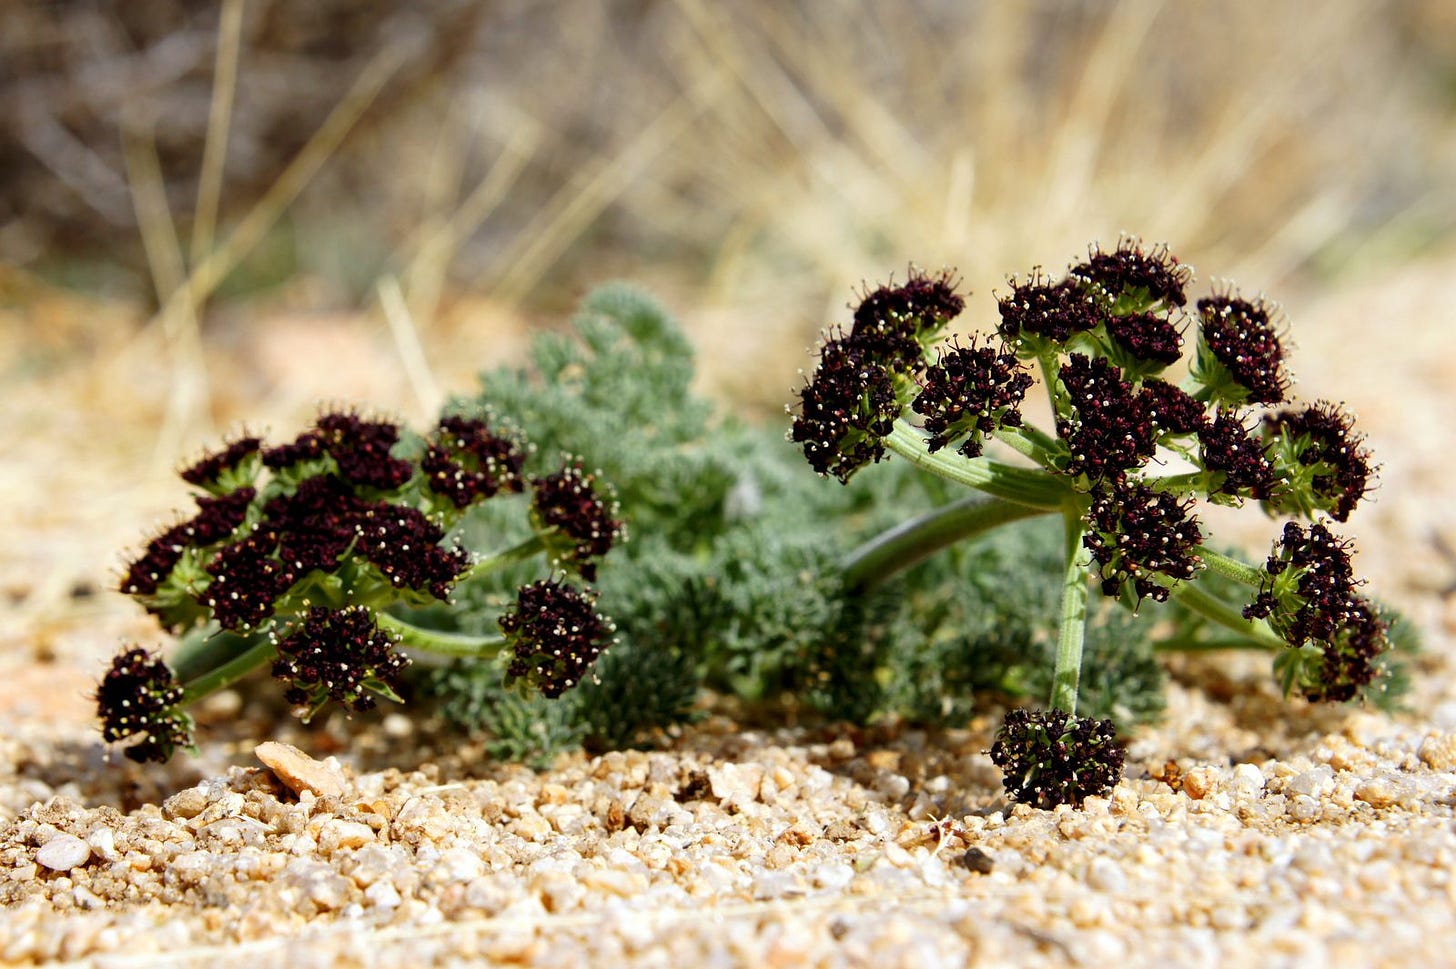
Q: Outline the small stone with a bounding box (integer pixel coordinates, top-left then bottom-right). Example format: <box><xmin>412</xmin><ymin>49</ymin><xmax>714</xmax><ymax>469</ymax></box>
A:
<box><xmin>1285</xmin><ymin>766</ymin><xmax>1335</xmax><ymax>799</ymax></box>
<box><xmin>162</xmin><ymin>788</ymin><xmax>209</xmax><ymax>820</ymax></box>
<box><xmin>319</xmin><ymin>820</ymin><xmax>375</xmax><ymax>853</ymax></box>
<box><xmin>823</xmin><ymin>820</ymin><xmax>860</xmax><ymax>842</ymax></box>
<box><xmin>707</xmin><ymin>763</ymin><xmax>764</xmax><ymax>808</ymax></box>
<box><xmin>1353</xmin><ymin>777</ymin><xmax>1399</xmax><ymax>809</ymax></box>
<box><xmin>1087</xmin><ymin>857</ymin><xmax>1126</xmax><ymax>893</ymax></box>
<box><xmin>1181</xmin><ymin>767</ymin><xmax>1217</xmax><ymax>800</ymax></box>
<box><xmin>255</xmin><ymin>742</ymin><xmax>347</xmax><ymax>798</ymax></box>
<box><xmin>1418</xmin><ymin>733</ymin><xmax>1456</xmax><ymax>771</ymax></box>
<box><xmin>365</xmin><ymin>880</ymin><xmax>401</xmax><ymax>909</ymax></box>
<box><xmin>959</xmin><ymin>847</ymin><xmax>995</xmax><ymax>874</ymax></box>
<box><xmin>35</xmin><ymin>834</ymin><xmax>91</xmax><ymax>871</ymax></box>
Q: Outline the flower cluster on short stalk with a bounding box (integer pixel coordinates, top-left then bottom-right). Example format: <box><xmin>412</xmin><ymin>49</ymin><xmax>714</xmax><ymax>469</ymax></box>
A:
<box><xmin>99</xmin><ymin>409</ymin><xmax>622</xmax><ymax>762</ymax></box>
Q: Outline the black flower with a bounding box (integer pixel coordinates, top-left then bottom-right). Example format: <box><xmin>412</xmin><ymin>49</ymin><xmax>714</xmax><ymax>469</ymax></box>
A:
<box><xmin>911</xmin><ymin>338</ymin><xmax>1034</xmax><ymax>458</ymax></box>
<box><xmin>997</xmin><ymin>274</ymin><xmax>1102</xmax><ymax>345</ymax></box>
<box><xmin>1195</xmin><ymin>293</ymin><xmax>1290</xmax><ymax>404</ymax></box>
<box><xmin>1070</xmin><ymin>239</ymin><xmax>1191</xmax><ymax>308</ymax></box>
<box><xmin>352</xmin><ymin>504</ymin><xmax>469</xmax><ymax>600</ymax></box>
<box><xmin>499</xmin><ymin>579</ymin><xmax>615</xmax><ymax>699</ymax></box>
<box><xmin>204</xmin><ymin>535</ymin><xmax>290</xmax><ymax>630</ymax></box>
<box><xmin>851</xmin><ymin>268</ymin><xmax>965</xmax><ymax>371</ymax></box>
<box><xmin>120</xmin><ymin>488</ymin><xmax>256</xmax><ymax>598</ymax></box>
<box><xmin>531</xmin><ymin>461</ymin><xmax>625</xmax><ymax>582</ymax></box>
<box><xmin>422</xmin><ymin>416</ymin><xmax>528</xmax><ymax>509</ymax></box>
<box><xmin>179</xmin><ymin>436</ymin><xmax>261</xmax><ymax>490</ymax></box>
<box><xmin>1262</xmin><ymin>402</ymin><xmax>1374</xmax><ymax>522</ymax></box>
<box><xmin>271</xmin><ymin>606</ymin><xmax>410</xmax><ymax>714</ymax></box>
<box><xmin>1056</xmin><ymin>354</ymin><xmax>1156</xmax><ymax>481</ymax></box>
<box><xmin>791</xmin><ymin>334</ymin><xmax>902</xmax><ymax>483</ymax></box>
<box><xmin>1139</xmin><ymin>378</ymin><xmax>1206</xmax><ymax>436</ymax></box>
<box><xmin>989</xmin><ymin>708</ymin><xmax>1125</xmax><ymax>809</ymax></box>
<box><xmin>96</xmin><ymin>648</ymin><xmax>192</xmax><ymax>763</ymax></box>
<box><xmin>1105</xmin><ymin>312</ymin><xmax>1183</xmax><ymax>367</ymax></box>
<box><xmin>1198</xmin><ymin>409</ymin><xmax>1277</xmax><ymax>500</ymax></box>
<box><xmin>1084</xmin><ymin>479</ymin><xmax>1203</xmax><ymax>603</ymax></box>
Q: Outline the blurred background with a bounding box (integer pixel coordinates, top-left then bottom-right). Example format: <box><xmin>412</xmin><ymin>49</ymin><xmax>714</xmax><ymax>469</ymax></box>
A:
<box><xmin>3</xmin><ymin>0</ymin><xmax>1455</xmax><ymax>671</ymax></box>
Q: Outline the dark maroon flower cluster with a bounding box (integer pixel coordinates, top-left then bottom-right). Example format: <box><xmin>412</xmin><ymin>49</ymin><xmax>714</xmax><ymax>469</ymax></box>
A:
<box><xmin>791</xmin><ymin>332</ymin><xmax>902</xmax><ymax>483</ymax></box>
<box><xmin>202</xmin><ymin>476</ymin><xmax>470</xmax><ymax>630</ymax></box>
<box><xmin>1105</xmin><ymin>312</ymin><xmax>1182</xmax><ymax>366</ymax></box>
<box><xmin>423</xmin><ymin>416</ymin><xmax>527</xmax><ymax>509</ymax></box>
<box><xmin>95</xmin><ymin>648</ymin><xmax>192</xmax><ymax>763</ymax></box>
<box><xmin>794</xmin><ymin>270</ymin><xmax>972</xmax><ymax>482</ymax></box>
<box><xmin>1083</xmin><ymin>480</ymin><xmax>1203</xmax><ymax>603</ymax></box>
<box><xmin>1197</xmin><ymin>409</ymin><xmax>1277</xmax><ymax>500</ymax></box>
<box><xmin>851</xmin><ymin>269</ymin><xmax>965</xmax><ymax>368</ymax></box>
<box><xmin>1196</xmin><ymin>294</ymin><xmax>1289</xmax><ymax>404</ymax></box>
<box><xmin>996</xmin><ymin>274</ymin><xmax>1102</xmax><ymax>345</ymax></box>
<box><xmin>1244</xmin><ymin>521</ymin><xmax>1388</xmax><ymax>702</ymax></box>
<box><xmin>1139</xmin><ymin>378</ymin><xmax>1205</xmax><ymax>436</ymax></box>
<box><xmin>989</xmin><ymin>708</ymin><xmax>1125</xmax><ymax>809</ymax></box>
<box><xmin>271</xmin><ymin>607</ymin><xmax>410</xmax><ymax>714</ymax></box>
<box><xmin>121</xmin><ymin>488</ymin><xmax>256</xmax><ymax>598</ymax></box>
<box><xmin>180</xmin><ymin>436</ymin><xmax>261</xmax><ymax>488</ymax></box>
<box><xmin>1056</xmin><ymin>354</ymin><xmax>1156</xmax><ymax>481</ymax></box>
<box><xmin>531</xmin><ymin>462</ymin><xmax>624</xmax><ymax>582</ymax></box>
<box><xmin>1262</xmin><ymin>402</ymin><xmax>1373</xmax><ymax>523</ymax></box>
<box><xmin>499</xmin><ymin>579</ymin><xmax>615</xmax><ymax>699</ymax></box>
<box><xmin>1071</xmin><ymin>239</ymin><xmax>1191</xmax><ymax>308</ymax></box>
<box><xmin>353</xmin><ymin>503</ymin><xmax>469</xmax><ymax>600</ymax></box>
<box><xmin>264</xmin><ymin>411</ymin><xmax>414</xmax><ymax>490</ymax></box>
<box><xmin>911</xmin><ymin>339</ymin><xmax>1034</xmax><ymax>458</ymax></box>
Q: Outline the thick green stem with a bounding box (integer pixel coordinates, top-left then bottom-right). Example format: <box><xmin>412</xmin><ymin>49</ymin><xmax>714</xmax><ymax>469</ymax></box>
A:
<box><xmin>840</xmin><ymin>495</ymin><xmax>1055</xmax><ymax>590</ymax></box>
<box><xmin>1145</xmin><ymin>471</ymin><xmax>1207</xmax><ymax>495</ymax></box>
<box><xmin>171</xmin><ymin>626</ymin><xmax>260</xmax><ymax>683</ymax></box>
<box><xmin>1171</xmin><ymin>580</ymin><xmax>1286</xmax><ymax>651</ymax></box>
<box><xmin>375</xmin><ymin>612</ymin><xmax>508</xmax><ymax>658</ymax></box>
<box><xmin>1048</xmin><ymin>507</ymin><xmax>1091</xmax><ymax>715</ymax></box>
<box><xmin>179</xmin><ymin>637</ymin><xmax>278</xmax><ymax>705</ymax></box>
<box><xmin>464</xmin><ymin>534</ymin><xmax>545</xmax><ymax>582</ymax></box>
<box><xmin>884</xmin><ymin>420</ymin><xmax>1068</xmax><ymax>509</ymax></box>
<box><xmin>1197</xmin><ymin>546</ymin><xmax>1267</xmax><ymax>588</ymax></box>
<box><xmin>1153</xmin><ymin>635</ymin><xmax>1279</xmax><ymax>653</ymax></box>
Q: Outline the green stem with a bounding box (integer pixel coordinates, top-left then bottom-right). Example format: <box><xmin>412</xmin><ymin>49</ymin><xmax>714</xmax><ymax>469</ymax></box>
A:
<box><xmin>179</xmin><ymin>637</ymin><xmax>278</xmax><ymax>705</ymax></box>
<box><xmin>1048</xmin><ymin>506</ymin><xmax>1091</xmax><ymax>714</ymax></box>
<box><xmin>885</xmin><ymin>420</ymin><xmax>1068</xmax><ymax>509</ymax></box>
<box><xmin>1145</xmin><ymin>471</ymin><xmax>1207</xmax><ymax>495</ymax></box>
<box><xmin>840</xmin><ymin>494</ymin><xmax>1055</xmax><ymax>590</ymax></box>
<box><xmin>375</xmin><ymin>612</ymin><xmax>508</xmax><ymax>658</ymax></box>
<box><xmin>464</xmin><ymin>534</ymin><xmax>545</xmax><ymax>582</ymax></box>
<box><xmin>1153</xmin><ymin>635</ymin><xmax>1279</xmax><ymax>653</ymax></box>
<box><xmin>1197</xmin><ymin>546</ymin><xmax>1266</xmax><ymax>588</ymax></box>
<box><xmin>1171</xmin><ymin>580</ymin><xmax>1286</xmax><ymax>651</ymax></box>
<box><xmin>171</xmin><ymin>626</ymin><xmax>260</xmax><ymax>683</ymax></box>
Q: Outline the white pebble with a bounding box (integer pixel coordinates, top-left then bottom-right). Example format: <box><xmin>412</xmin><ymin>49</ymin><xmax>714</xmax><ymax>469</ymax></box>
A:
<box><xmin>35</xmin><ymin>834</ymin><xmax>90</xmax><ymax>871</ymax></box>
<box><xmin>1087</xmin><ymin>856</ymin><xmax>1127</xmax><ymax>893</ymax></box>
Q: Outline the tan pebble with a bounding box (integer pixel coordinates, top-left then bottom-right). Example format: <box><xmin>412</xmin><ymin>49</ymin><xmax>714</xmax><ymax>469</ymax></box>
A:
<box><xmin>765</xmin><ymin>842</ymin><xmax>797</xmax><ymax>870</ymax></box>
<box><xmin>1182</xmin><ymin>767</ymin><xmax>1217</xmax><ymax>800</ymax></box>
<box><xmin>254</xmin><ymin>742</ymin><xmax>347</xmax><ymax>798</ymax></box>
<box><xmin>1354</xmin><ymin>778</ymin><xmax>1398</xmax><ymax>809</ymax></box>
<box><xmin>35</xmin><ymin>835</ymin><xmax>90</xmax><ymax>871</ymax></box>
<box><xmin>864</xmin><ymin>750</ymin><xmax>900</xmax><ymax>771</ymax></box>
<box><xmin>161</xmin><ymin>788</ymin><xmax>208</xmax><ymax>821</ymax></box>
<box><xmin>827</xmin><ymin>737</ymin><xmax>855</xmax><ymax>762</ymax></box>
<box><xmin>707</xmin><ymin>763</ymin><xmax>764</xmax><ymax>806</ymax></box>
<box><xmin>1418</xmin><ymin>733</ymin><xmax>1456</xmax><ymax>771</ymax></box>
<box><xmin>580</xmin><ymin>867</ymin><xmax>645</xmax><ymax>897</ymax></box>
<box><xmin>823</xmin><ymin>820</ymin><xmax>860</xmax><ymax>842</ymax></box>
<box><xmin>320</xmin><ymin>820</ymin><xmax>375</xmax><ymax>852</ymax></box>
<box><xmin>513</xmin><ymin>813</ymin><xmax>551</xmax><ymax>842</ymax></box>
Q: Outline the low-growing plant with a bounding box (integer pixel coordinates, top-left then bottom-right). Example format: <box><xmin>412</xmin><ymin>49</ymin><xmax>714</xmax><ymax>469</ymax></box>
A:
<box><xmin>789</xmin><ymin>240</ymin><xmax>1402</xmax><ymax>806</ymax></box>
<box><xmin>98</xmin><ymin>261</ymin><xmax>1406</xmax><ymax>813</ymax></box>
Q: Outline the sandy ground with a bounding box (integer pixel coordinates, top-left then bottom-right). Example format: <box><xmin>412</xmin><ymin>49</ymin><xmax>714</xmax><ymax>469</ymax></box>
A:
<box><xmin>1</xmin><ymin>257</ymin><xmax>1455</xmax><ymax>967</ymax></box>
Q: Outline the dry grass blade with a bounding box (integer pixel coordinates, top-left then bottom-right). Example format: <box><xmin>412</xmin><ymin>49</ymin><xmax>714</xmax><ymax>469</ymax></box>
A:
<box><xmin>376</xmin><ymin>275</ymin><xmax>443</xmax><ymax>422</ymax></box>
<box><xmin>121</xmin><ymin>113</ymin><xmax>210</xmax><ymax>470</ymax></box>
<box><xmin>152</xmin><ymin>42</ymin><xmax>407</xmax><ymax>332</ymax></box>
<box><xmin>189</xmin><ymin>0</ymin><xmax>247</xmax><ymax>270</ymax></box>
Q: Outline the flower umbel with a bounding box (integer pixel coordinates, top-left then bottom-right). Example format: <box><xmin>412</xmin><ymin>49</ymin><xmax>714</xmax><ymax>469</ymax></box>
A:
<box><xmin>499</xmin><ymin>579</ymin><xmax>615</xmax><ymax>699</ymax></box>
<box><xmin>96</xmin><ymin>648</ymin><xmax>192</xmax><ymax>763</ymax></box>
<box><xmin>272</xmin><ymin>607</ymin><xmax>410</xmax><ymax>715</ymax></box>
<box><xmin>989</xmin><ymin>708</ymin><xmax>1125</xmax><ymax>809</ymax></box>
